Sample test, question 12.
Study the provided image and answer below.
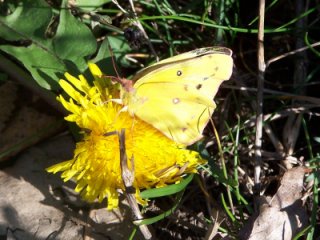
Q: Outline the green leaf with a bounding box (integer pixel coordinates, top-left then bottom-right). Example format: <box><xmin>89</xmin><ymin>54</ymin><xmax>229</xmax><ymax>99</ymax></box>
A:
<box><xmin>135</xmin><ymin>191</ymin><xmax>184</xmax><ymax>226</ymax></box>
<box><xmin>75</xmin><ymin>0</ymin><xmax>112</xmax><ymax>11</ymax></box>
<box><xmin>0</xmin><ymin>44</ymin><xmax>65</xmax><ymax>89</ymax></box>
<box><xmin>293</xmin><ymin>226</ymin><xmax>312</xmax><ymax>240</ymax></box>
<box><xmin>53</xmin><ymin>0</ymin><xmax>97</xmax><ymax>66</ymax></box>
<box><xmin>0</xmin><ymin>0</ymin><xmax>97</xmax><ymax>90</ymax></box>
<box><xmin>0</xmin><ymin>0</ymin><xmax>52</xmax><ymax>43</ymax></box>
<box><xmin>140</xmin><ymin>174</ymin><xmax>194</xmax><ymax>199</ymax></box>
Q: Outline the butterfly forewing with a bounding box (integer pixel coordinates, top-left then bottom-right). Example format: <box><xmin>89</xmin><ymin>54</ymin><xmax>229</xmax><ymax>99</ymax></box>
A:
<box><xmin>132</xmin><ymin>47</ymin><xmax>232</xmax><ymax>82</ymax></box>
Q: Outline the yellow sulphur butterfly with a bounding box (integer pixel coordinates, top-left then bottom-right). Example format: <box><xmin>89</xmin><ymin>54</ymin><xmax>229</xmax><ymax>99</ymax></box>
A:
<box><xmin>120</xmin><ymin>47</ymin><xmax>233</xmax><ymax>146</ymax></box>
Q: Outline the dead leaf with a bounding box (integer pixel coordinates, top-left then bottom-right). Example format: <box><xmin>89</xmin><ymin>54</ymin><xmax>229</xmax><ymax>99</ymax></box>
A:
<box><xmin>239</xmin><ymin>167</ymin><xmax>308</xmax><ymax>240</ymax></box>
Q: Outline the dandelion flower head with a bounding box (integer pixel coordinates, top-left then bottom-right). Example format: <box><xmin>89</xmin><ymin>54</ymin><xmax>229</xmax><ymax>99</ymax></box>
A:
<box><xmin>47</xmin><ymin>63</ymin><xmax>206</xmax><ymax>209</ymax></box>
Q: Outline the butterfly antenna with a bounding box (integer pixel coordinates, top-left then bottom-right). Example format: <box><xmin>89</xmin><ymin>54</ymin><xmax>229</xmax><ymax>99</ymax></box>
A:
<box><xmin>107</xmin><ymin>40</ymin><xmax>122</xmax><ymax>79</ymax></box>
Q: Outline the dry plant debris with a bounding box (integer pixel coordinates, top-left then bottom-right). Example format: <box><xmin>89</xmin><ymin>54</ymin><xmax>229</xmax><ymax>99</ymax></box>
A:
<box><xmin>239</xmin><ymin>167</ymin><xmax>309</xmax><ymax>240</ymax></box>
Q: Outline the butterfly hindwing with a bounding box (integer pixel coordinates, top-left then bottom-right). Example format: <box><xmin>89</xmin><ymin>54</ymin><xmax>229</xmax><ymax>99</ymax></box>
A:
<box><xmin>130</xmin><ymin>81</ymin><xmax>216</xmax><ymax>145</ymax></box>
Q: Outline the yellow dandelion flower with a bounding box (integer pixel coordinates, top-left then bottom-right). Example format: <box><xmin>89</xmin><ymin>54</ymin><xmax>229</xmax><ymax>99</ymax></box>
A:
<box><xmin>47</xmin><ymin>63</ymin><xmax>206</xmax><ymax>210</ymax></box>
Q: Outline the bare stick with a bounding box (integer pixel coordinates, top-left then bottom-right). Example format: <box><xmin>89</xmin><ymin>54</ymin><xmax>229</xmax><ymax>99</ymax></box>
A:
<box><xmin>254</xmin><ymin>0</ymin><xmax>266</xmax><ymax>200</ymax></box>
<box><xmin>118</xmin><ymin>129</ymin><xmax>153</xmax><ymax>240</ymax></box>
<box><xmin>266</xmin><ymin>41</ymin><xmax>320</xmax><ymax>67</ymax></box>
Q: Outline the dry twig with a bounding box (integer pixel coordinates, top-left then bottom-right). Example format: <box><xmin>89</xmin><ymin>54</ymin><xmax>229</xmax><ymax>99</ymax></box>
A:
<box><xmin>254</xmin><ymin>0</ymin><xmax>266</xmax><ymax>200</ymax></box>
<box><xmin>118</xmin><ymin>129</ymin><xmax>153</xmax><ymax>240</ymax></box>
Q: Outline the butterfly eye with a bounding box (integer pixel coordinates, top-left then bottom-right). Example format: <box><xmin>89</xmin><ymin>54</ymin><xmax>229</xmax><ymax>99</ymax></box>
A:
<box><xmin>177</xmin><ymin>70</ymin><xmax>182</xmax><ymax>76</ymax></box>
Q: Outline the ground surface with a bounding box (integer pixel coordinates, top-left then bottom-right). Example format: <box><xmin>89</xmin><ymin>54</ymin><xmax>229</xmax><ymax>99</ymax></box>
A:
<box><xmin>0</xmin><ymin>134</ymin><xmax>141</xmax><ymax>240</ymax></box>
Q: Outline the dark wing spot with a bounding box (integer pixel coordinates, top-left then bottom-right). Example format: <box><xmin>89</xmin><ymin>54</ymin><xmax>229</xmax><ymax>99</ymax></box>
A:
<box><xmin>214</xmin><ymin>66</ymin><xmax>219</xmax><ymax>71</ymax></box>
<box><xmin>184</xmin><ymin>84</ymin><xmax>189</xmax><ymax>91</ymax></box>
<box><xmin>182</xmin><ymin>127</ymin><xmax>187</xmax><ymax>132</ymax></box>
<box><xmin>172</xmin><ymin>98</ymin><xmax>180</xmax><ymax>104</ymax></box>
<box><xmin>177</xmin><ymin>70</ymin><xmax>182</xmax><ymax>76</ymax></box>
<box><xmin>196</xmin><ymin>84</ymin><xmax>202</xmax><ymax>90</ymax></box>
<box><xmin>203</xmin><ymin>77</ymin><xmax>209</xmax><ymax>81</ymax></box>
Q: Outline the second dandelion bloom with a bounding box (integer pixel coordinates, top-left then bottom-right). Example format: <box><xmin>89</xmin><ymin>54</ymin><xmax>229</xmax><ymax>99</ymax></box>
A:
<box><xmin>47</xmin><ymin>63</ymin><xmax>206</xmax><ymax>210</ymax></box>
